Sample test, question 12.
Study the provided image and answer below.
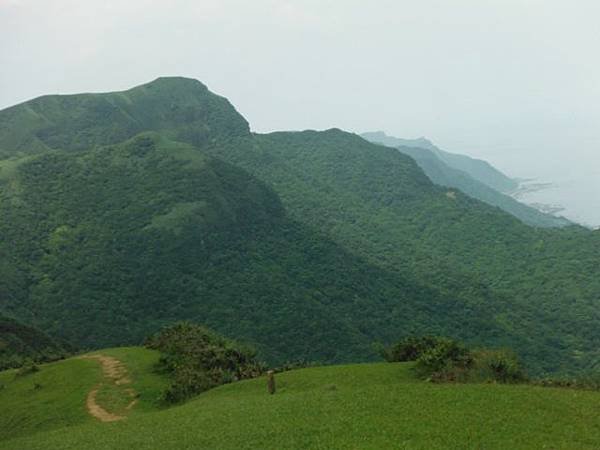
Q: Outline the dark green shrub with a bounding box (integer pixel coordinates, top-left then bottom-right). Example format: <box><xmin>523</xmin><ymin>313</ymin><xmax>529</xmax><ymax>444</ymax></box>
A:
<box><xmin>385</xmin><ymin>336</ymin><xmax>530</xmax><ymax>384</ymax></box>
<box><xmin>145</xmin><ymin>322</ymin><xmax>264</xmax><ymax>403</ymax></box>
<box><xmin>415</xmin><ymin>338</ymin><xmax>473</xmax><ymax>381</ymax></box>
<box><xmin>382</xmin><ymin>336</ymin><xmax>448</xmax><ymax>362</ymax></box>
<box><xmin>472</xmin><ymin>349</ymin><xmax>526</xmax><ymax>383</ymax></box>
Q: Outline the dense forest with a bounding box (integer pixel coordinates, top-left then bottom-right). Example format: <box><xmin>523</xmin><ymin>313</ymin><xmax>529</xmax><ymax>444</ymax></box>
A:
<box><xmin>1</xmin><ymin>77</ymin><xmax>599</xmax><ymax>374</ymax></box>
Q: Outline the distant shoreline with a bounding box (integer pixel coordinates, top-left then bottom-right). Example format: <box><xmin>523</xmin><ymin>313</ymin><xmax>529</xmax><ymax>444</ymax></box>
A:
<box><xmin>509</xmin><ymin>179</ymin><xmax>599</xmax><ymax>229</ymax></box>
<box><xmin>509</xmin><ymin>179</ymin><xmax>565</xmax><ymax>214</ymax></box>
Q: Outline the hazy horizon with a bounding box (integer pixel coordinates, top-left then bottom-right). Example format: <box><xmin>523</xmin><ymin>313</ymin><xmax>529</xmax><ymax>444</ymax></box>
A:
<box><xmin>2</xmin><ymin>0</ymin><xmax>599</xmax><ymax>226</ymax></box>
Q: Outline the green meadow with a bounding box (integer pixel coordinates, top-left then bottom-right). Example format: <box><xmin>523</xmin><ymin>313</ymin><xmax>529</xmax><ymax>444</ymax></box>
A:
<box><xmin>2</xmin><ymin>348</ymin><xmax>600</xmax><ymax>449</ymax></box>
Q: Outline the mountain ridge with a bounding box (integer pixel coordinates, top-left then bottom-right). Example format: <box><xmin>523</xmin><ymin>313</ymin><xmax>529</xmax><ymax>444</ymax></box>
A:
<box><xmin>361</xmin><ymin>131</ymin><xmax>518</xmax><ymax>193</ymax></box>
<box><xmin>361</xmin><ymin>131</ymin><xmax>570</xmax><ymax>228</ymax></box>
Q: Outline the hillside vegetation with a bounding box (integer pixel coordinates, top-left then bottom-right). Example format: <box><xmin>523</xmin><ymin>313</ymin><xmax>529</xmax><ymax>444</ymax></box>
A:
<box><xmin>2</xmin><ymin>132</ymin><xmax>450</xmax><ymax>363</ymax></box>
<box><xmin>2</xmin><ymin>351</ymin><xmax>600</xmax><ymax>449</ymax></box>
<box><xmin>207</xmin><ymin>129</ymin><xmax>600</xmax><ymax>373</ymax></box>
<box><xmin>0</xmin><ymin>314</ymin><xmax>70</xmax><ymax>370</ymax></box>
<box><xmin>1</xmin><ymin>77</ymin><xmax>599</xmax><ymax>374</ymax></box>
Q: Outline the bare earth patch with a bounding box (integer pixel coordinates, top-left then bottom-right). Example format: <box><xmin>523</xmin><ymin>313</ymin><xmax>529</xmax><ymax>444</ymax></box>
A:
<box><xmin>79</xmin><ymin>354</ymin><xmax>138</xmax><ymax>422</ymax></box>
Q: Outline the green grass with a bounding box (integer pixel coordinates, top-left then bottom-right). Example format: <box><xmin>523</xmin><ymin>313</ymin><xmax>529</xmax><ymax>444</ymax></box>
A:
<box><xmin>0</xmin><ymin>347</ymin><xmax>166</xmax><ymax>443</ymax></box>
<box><xmin>87</xmin><ymin>347</ymin><xmax>168</xmax><ymax>415</ymax></box>
<box><xmin>2</xmin><ymin>351</ymin><xmax>600</xmax><ymax>449</ymax></box>
<box><xmin>0</xmin><ymin>356</ymin><xmax>97</xmax><ymax>442</ymax></box>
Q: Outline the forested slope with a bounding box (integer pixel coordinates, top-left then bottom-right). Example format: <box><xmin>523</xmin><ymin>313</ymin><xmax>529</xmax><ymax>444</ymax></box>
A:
<box><xmin>0</xmin><ymin>314</ymin><xmax>70</xmax><ymax>369</ymax></box>
<box><xmin>205</xmin><ymin>130</ymin><xmax>600</xmax><ymax>373</ymax></box>
<box><xmin>1</xmin><ymin>131</ymin><xmax>512</xmax><ymax>364</ymax></box>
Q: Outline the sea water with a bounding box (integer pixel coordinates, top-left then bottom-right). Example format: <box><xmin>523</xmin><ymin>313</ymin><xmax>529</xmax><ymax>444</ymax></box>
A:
<box><xmin>512</xmin><ymin>170</ymin><xmax>600</xmax><ymax>229</ymax></box>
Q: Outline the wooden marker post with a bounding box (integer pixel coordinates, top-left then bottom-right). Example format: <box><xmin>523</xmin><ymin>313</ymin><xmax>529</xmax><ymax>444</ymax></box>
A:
<box><xmin>267</xmin><ymin>370</ymin><xmax>276</xmax><ymax>395</ymax></box>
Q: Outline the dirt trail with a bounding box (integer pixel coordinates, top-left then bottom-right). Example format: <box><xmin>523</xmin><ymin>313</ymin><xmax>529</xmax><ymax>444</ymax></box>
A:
<box><xmin>80</xmin><ymin>354</ymin><xmax>138</xmax><ymax>422</ymax></box>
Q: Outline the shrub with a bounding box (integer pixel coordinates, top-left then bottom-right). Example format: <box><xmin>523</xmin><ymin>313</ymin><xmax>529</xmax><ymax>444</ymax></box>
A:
<box><xmin>385</xmin><ymin>336</ymin><xmax>527</xmax><ymax>385</ymax></box>
<box><xmin>471</xmin><ymin>349</ymin><xmax>527</xmax><ymax>383</ymax></box>
<box><xmin>414</xmin><ymin>338</ymin><xmax>473</xmax><ymax>382</ymax></box>
<box><xmin>381</xmin><ymin>336</ymin><xmax>447</xmax><ymax>362</ymax></box>
<box><xmin>145</xmin><ymin>322</ymin><xmax>264</xmax><ymax>403</ymax></box>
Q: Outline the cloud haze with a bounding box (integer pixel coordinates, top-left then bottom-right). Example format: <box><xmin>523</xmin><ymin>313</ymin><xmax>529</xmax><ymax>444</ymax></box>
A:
<box><xmin>2</xmin><ymin>0</ymin><xmax>599</xmax><ymax>224</ymax></box>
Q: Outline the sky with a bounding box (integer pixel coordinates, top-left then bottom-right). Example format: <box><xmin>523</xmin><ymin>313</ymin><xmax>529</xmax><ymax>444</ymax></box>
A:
<box><xmin>1</xmin><ymin>0</ymin><xmax>599</xmax><ymax>226</ymax></box>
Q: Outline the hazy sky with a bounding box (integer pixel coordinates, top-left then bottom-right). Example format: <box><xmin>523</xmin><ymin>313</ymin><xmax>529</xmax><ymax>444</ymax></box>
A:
<box><xmin>2</xmin><ymin>0</ymin><xmax>599</xmax><ymax>225</ymax></box>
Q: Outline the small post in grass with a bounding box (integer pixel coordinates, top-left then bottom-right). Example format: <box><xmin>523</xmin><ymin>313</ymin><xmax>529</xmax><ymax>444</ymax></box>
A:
<box><xmin>267</xmin><ymin>370</ymin><xmax>276</xmax><ymax>395</ymax></box>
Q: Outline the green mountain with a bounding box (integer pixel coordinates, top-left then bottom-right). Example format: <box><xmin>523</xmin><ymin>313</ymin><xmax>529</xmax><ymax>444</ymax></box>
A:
<box><xmin>3</xmin><ymin>131</ymin><xmax>464</xmax><ymax>364</ymax></box>
<box><xmin>1</xmin><ymin>77</ymin><xmax>599</xmax><ymax>374</ymax></box>
<box><xmin>361</xmin><ymin>132</ymin><xmax>569</xmax><ymax>228</ymax></box>
<box><xmin>207</xmin><ymin>129</ymin><xmax>600</xmax><ymax>373</ymax></box>
<box><xmin>361</xmin><ymin>131</ymin><xmax>519</xmax><ymax>193</ymax></box>
<box><xmin>0</xmin><ymin>314</ymin><xmax>70</xmax><ymax>370</ymax></box>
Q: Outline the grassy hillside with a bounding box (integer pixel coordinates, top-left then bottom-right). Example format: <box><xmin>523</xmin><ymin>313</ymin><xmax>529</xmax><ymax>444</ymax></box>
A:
<box><xmin>0</xmin><ymin>347</ymin><xmax>167</xmax><ymax>442</ymax></box>
<box><xmin>2</xmin><ymin>350</ymin><xmax>600</xmax><ymax>449</ymax></box>
<box><xmin>0</xmin><ymin>314</ymin><xmax>70</xmax><ymax>370</ymax></box>
<box><xmin>1</xmin><ymin>77</ymin><xmax>599</xmax><ymax>374</ymax></box>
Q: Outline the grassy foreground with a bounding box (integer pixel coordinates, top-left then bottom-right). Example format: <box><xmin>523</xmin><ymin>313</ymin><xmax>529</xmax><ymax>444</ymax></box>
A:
<box><xmin>2</xmin><ymin>349</ymin><xmax>600</xmax><ymax>449</ymax></box>
<box><xmin>0</xmin><ymin>347</ymin><xmax>166</xmax><ymax>442</ymax></box>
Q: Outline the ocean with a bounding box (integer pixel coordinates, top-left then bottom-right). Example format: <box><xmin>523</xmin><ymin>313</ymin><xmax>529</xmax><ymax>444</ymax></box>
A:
<box><xmin>512</xmin><ymin>171</ymin><xmax>600</xmax><ymax>229</ymax></box>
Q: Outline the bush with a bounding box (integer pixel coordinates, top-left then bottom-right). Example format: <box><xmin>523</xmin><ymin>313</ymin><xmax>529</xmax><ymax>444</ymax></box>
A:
<box><xmin>385</xmin><ymin>336</ymin><xmax>527</xmax><ymax>385</ymax></box>
<box><xmin>471</xmin><ymin>349</ymin><xmax>526</xmax><ymax>383</ymax></box>
<box><xmin>381</xmin><ymin>336</ymin><xmax>447</xmax><ymax>362</ymax></box>
<box><xmin>414</xmin><ymin>338</ymin><xmax>473</xmax><ymax>382</ymax></box>
<box><xmin>145</xmin><ymin>322</ymin><xmax>264</xmax><ymax>403</ymax></box>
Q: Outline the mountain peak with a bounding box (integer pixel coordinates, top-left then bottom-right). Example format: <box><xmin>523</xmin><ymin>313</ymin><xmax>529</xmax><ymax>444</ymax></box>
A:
<box><xmin>0</xmin><ymin>76</ymin><xmax>249</xmax><ymax>155</ymax></box>
<box><xmin>141</xmin><ymin>76</ymin><xmax>209</xmax><ymax>91</ymax></box>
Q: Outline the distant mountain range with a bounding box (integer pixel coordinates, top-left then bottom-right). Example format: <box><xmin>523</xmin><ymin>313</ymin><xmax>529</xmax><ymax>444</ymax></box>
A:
<box><xmin>361</xmin><ymin>131</ymin><xmax>570</xmax><ymax>228</ymax></box>
<box><xmin>1</xmin><ymin>77</ymin><xmax>598</xmax><ymax>374</ymax></box>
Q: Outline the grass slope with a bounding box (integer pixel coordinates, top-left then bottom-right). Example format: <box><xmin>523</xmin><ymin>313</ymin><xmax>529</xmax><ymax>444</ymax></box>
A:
<box><xmin>2</xmin><ymin>350</ymin><xmax>600</xmax><ymax>449</ymax></box>
<box><xmin>0</xmin><ymin>347</ymin><xmax>166</xmax><ymax>442</ymax></box>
